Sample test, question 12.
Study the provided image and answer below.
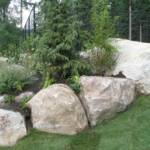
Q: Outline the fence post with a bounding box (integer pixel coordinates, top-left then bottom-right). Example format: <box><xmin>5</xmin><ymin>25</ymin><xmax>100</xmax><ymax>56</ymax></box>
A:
<box><xmin>129</xmin><ymin>0</ymin><xmax>132</xmax><ymax>40</ymax></box>
<box><xmin>21</xmin><ymin>0</ymin><xmax>23</xmax><ymax>29</ymax></box>
<box><xmin>33</xmin><ymin>4</ymin><xmax>36</xmax><ymax>33</ymax></box>
<box><xmin>140</xmin><ymin>23</ymin><xmax>142</xmax><ymax>42</ymax></box>
<box><xmin>22</xmin><ymin>1</ymin><xmax>37</xmax><ymax>39</ymax></box>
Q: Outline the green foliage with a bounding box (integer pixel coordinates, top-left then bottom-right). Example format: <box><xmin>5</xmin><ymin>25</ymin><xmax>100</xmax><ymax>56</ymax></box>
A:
<box><xmin>89</xmin><ymin>0</ymin><xmax>117</xmax><ymax>75</ymax></box>
<box><xmin>17</xmin><ymin>35</ymin><xmax>39</xmax><ymax>68</ymax></box>
<box><xmin>4</xmin><ymin>95</ymin><xmax>15</xmax><ymax>104</ymax></box>
<box><xmin>91</xmin><ymin>0</ymin><xmax>116</xmax><ymax>47</ymax></box>
<box><xmin>33</xmin><ymin>0</ymin><xmax>90</xmax><ymax>88</ymax></box>
<box><xmin>19</xmin><ymin>96</ymin><xmax>33</xmax><ymax>109</ymax></box>
<box><xmin>67</xmin><ymin>75</ymin><xmax>81</xmax><ymax>93</ymax></box>
<box><xmin>0</xmin><ymin>0</ymin><xmax>21</xmax><ymax>58</ymax></box>
<box><xmin>21</xmin><ymin>34</ymin><xmax>37</xmax><ymax>54</ymax></box>
<box><xmin>110</xmin><ymin>0</ymin><xmax>129</xmax><ymax>38</ymax></box>
<box><xmin>111</xmin><ymin>0</ymin><xmax>150</xmax><ymax>41</ymax></box>
<box><xmin>0</xmin><ymin>66</ymin><xmax>34</xmax><ymax>94</ymax></box>
<box><xmin>0</xmin><ymin>0</ymin><xmax>10</xmax><ymax>21</ymax></box>
<box><xmin>76</xmin><ymin>0</ymin><xmax>92</xmax><ymax>48</ymax></box>
<box><xmin>43</xmin><ymin>72</ymin><xmax>55</xmax><ymax>88</ymax></box>
<box><xmin>0</xmin><ymin>21</ymin><xmax>21</xmax><ymax>58</ymax></box>
<box><xmin>89</xmin><ymin>46</ymin><xmax>116</xmax><ymax>75</ymax></box>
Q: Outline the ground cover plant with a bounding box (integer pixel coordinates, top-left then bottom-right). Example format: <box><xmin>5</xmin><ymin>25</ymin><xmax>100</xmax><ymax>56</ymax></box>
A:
<box><xmin>0</xmin><ymin>66</ymin><xmax>34</xmax><ymax>94</ymax></box>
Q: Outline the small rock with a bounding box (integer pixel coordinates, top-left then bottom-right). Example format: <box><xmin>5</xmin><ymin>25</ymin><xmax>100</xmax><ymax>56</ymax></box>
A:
<box><xmin>0</xmin><ymin>109</ymin><xmax>27</xmax><ymax>147</ymax></box>
<box><xmin>0</xmin><ymin>95</ymin><xmax>5</xmax><ymax>103</ymax></box>
<box><xmin>15</xmin><ymin>91</ymin><xmax>34</xmax><ymax>103</ymax></box>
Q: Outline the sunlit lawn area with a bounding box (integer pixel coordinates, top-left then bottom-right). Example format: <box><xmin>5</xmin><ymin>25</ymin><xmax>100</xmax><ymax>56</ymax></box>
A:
<box><xmin>1</xmin><ymin>96</ymin><xmax>150</xmax><ymax>150</ymax></box>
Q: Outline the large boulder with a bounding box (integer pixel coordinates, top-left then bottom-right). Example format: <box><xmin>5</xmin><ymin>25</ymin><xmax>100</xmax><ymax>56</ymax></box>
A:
<box><xmin>0</xmin><ymin>109</ymin><xmax>27</xmax><ymax>147</ymax></box>
<box><xmin>27</xmin><ymin>84</ymin><xmax>88</xmax><ymax>135</ymax></box>
<box><xmin>79</xmin><ymin>76</ymin><xmax>136</xmax><ymax>126</ymax></box>
<box><xmin>112</xmin><ymin>38</ymin><xmax>150</xmax><ymax>95</ymax></box>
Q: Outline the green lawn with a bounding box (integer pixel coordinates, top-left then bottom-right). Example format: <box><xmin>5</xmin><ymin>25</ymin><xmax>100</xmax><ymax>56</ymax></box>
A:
<box><xmin>1</xmin><ymin>96</ymin><xmax>150</xmax><ymax>150</ymax></box>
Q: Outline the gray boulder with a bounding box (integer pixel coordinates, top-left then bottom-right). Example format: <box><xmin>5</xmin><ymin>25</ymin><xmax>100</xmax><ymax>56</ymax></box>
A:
<box><xmin>0</xmin><ymin>109</ymin><xmax>27</xmax><ymax>147</ymax></box>
<box><xmin>27</xmin><ymin>84</ymin><xmax>88</xmax><ymax>135</ymax></box>
<box><xmin>79</xmin><ymin>76</ymin><xmax>136</xmax><ymax>126</ymax></box>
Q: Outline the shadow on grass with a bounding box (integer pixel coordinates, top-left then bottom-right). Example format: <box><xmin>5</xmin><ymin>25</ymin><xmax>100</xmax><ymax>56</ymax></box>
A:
<box><xmin>65</xmin><ymin>130</ymin><xmax>101</xmax><ymax>150</ymax></box>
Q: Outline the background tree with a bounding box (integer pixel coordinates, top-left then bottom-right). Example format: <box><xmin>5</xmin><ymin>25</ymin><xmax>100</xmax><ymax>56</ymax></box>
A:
<box><xmin>0</xmin><ymin>0</ymin><xmax>11</xmax><ymax>21</ymax></box>
<box><xmin>0</xmin><ymin>0</ymin><xmax>21</xmax><ymax>57</ymax></box>
<box><xmin>0</xmin><ymin>22</ymin><xmax>20</xmax><ymax>57</ymax></box>
<box><xmin>111</xmin><ymin>0</ymin><xmax>150</xmax><ymax>42</ymax></box>
<box><xmin>76</xmin><ymin>0</ymin><xmax>92</xmax><ymax>48</ymax></box>
<box><xmin>110</xmin><ymin>0</ymin><xmax>129</xmax><ymax>38</ymax></box>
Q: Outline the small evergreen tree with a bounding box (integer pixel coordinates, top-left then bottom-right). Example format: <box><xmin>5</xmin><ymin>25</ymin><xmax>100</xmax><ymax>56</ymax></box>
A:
<box><xmin>90</xmin><ymin>0</ymin><xmax>117</xmax><ymax>75</ymax></box>
<box><xmin>34</xmin><ymin>0</ymin><xmax>89</xmax><ymax>87</ymax></box>
<box><xmin>91</xmin><ymin>0</ymin><xmax>116</xmax><ymax>47</ymax></box>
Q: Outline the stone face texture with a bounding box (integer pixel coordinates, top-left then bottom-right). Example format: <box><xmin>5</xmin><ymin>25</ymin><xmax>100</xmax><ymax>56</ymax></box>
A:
<box><xmin>79</xmin><ymin>76</ymin><xmax>136</xmax><ymax>126</ymax></box>
<box><xmin>0</xmin><ymin>109</ymin><xmax>27</xmax><ymax>147</ymax></box>
<box><xmin>27</xmin><ymin>84</ymin><xmax>88</xmax><ymax>135</ymax></box>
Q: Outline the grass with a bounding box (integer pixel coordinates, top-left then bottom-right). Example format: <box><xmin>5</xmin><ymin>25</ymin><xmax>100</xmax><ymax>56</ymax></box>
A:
<box><xmin>1</xmin><ymin>96</ymin><xmax>150</xmax><ymax>150</ymax></box>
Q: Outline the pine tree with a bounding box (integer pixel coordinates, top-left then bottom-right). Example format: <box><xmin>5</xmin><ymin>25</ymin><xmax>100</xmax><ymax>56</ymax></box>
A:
<box><xmin>91</xmin><ymin>0</ymin><xmax>116</xmax><ymax>48</ymax></box>
<box><xmin>35</xmin><ymin>0</ymin><xmax>89</xmax><ymax>86</ymax></box>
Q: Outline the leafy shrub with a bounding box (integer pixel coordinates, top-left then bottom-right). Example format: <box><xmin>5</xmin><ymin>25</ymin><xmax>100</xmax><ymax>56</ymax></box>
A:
<box><xmin>0</xmin><ymin>66</ymin><xmax>34</xmax><ymax>94</ymax></box>
<box><xmin>89</xmin><ymin>46</ymin><xmax>116</xmax><ymax>75</ymax></box>
<box><xmin>21</xmin><ymin>34</ymin><xmax>38</xmax><ymax>55</ymax></box>
<box><xmin>4</xmin><ymin>95</ymin><xmax>15</xmax><ymax>104</ymax></box>
<box><xmin>43</xmin><ymin>72</ymin><xmax>55</xmax><ymax>88</ymax></box>
<box><xmin>67</xmin><ymin>75</ymin><xmax>81</xmax><ymax>93</ymax></box>
<box><xmin>19</xmin><ymin>96</ymin><xmax>33</xmax><ymax>109</ymax></box>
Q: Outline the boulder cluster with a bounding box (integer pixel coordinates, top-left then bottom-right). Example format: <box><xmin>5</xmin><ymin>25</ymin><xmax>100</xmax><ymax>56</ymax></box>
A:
<box><xmin>0</xmin><ymin>76</ymin><xmax>136</xmax><ymax>146</ymax></box>
<box><xmin>1</xmin><ymin>39</ymin><xmax>150</xmax><ymax>147</ymax></box>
